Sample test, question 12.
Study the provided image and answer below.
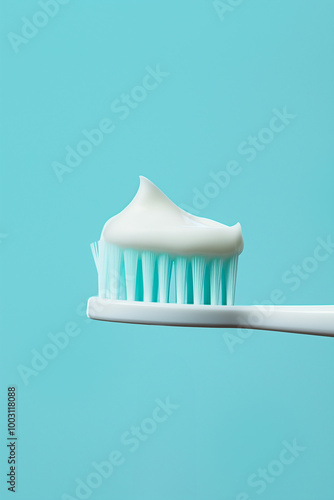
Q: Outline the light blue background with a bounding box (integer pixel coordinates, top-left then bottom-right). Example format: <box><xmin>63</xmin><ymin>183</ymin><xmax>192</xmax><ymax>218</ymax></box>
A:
<box><xmin>1</xmin><ymin>1</ymin><xmax>334</xmax><ymax>499</ymax></box>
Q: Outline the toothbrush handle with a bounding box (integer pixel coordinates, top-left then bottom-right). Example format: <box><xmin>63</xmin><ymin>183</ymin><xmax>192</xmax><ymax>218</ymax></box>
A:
<box><xmin>87</xmin><ymin>298</ymin><xmax>334</xmax><ymax>336</ymax></box>
<box><xmin>230</xmin><ymin>306</ymin><xmax>334</xmax><ymax>337</ymax></box>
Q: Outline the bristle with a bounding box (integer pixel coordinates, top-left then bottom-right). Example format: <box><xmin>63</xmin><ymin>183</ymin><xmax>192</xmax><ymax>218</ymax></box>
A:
<box><xmin>141</xmin><ymin>251</ymin><xmax>156</xmax><ymax>302</ymax></box>
<box><xmin>108</xmin><ymin>245</ymin><xmax>122</xmax><ymax>300</ymax></box>
<box><xmin>91</xmin><ymin>242</ymin><xmax>239</xmax><ymax>306</ymax></box>
<box><xmin>210</xmin><ymin>258</ymin><xmax>223</xmax><ymax>305</ymax></box>
<box><xmin>226</xmin><ymin>255</ymin><xmax>238</xmax><ymax>306</ymax></box>
<box><xmin>123</xmin><ymin>249</ymin><xmax>139</xmax><ymax>301</ymax></box>
<box><xmin>175</xmin><ymin>256</ymin><xmax>187</xmax><ymax>304</ymax></box>
<box><xmin>93</xmin><ymin>241</ymin><xmax>109</xmax><ymax>298</ymax></box>
<box><xmin>90</xmin><ymin>242</ymin><xmax>99</xmax><ymax>270</ymax></box>
<box><xmin>158</xmin><ymin>254</ymin><xmax>172</xmax><ymax>302</ymax></box>
<box><xmin>191</xmin><ymin>256</ymin><xmax>206</xmax><ymax>305</ymax></box>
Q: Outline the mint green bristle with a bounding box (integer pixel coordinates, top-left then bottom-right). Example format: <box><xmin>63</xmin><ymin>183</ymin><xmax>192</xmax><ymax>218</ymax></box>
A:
<box><xmin>91</xmin><ymin>241</ymin><xmax>110</xmax><ymax>299</ymax></box>
<box><xmin>108</xmin><ymin>245</ymin><xmax>122</xmax><ymax>300</ymax></box>
<box><xmin>141</xmin><ymin>251</ymin><xmax>157</xmax><ymax>302</ymax></box>
<box><xmin>210</xmin><ymin>258</ymin><xmax>223</xmax><ymax>305</ymax></box>
<box><xmin>118</xmin><ymin>258</ymin><xmax>127</xmax><ymax>300</ymax></box>
<box><xmin>123</xmin><ymin>249</ymin><xmax>139</xmax><ymax>301</ymax></box>
<box><xmin>158</xmin><ymin>254</ymin><xmax>172</xmax><ymax>302</ymax></box>
<box><xmin>186</xmin><ymin>263</ymin><xmax>193</xmax><ymax>304</ymax></box>
<box><xmin>175</xmin><ymin>256</ymin><xmax>187</xmax><ymax>304</ymax></box>
<box><xmin>90</xmin><ymin>241</ymin><xmax>101</xmax><ymax>292</ymax></box>
<box><xmin>191</xmin><ymin>256</ymin><xmax>206</xmax><ymax>305</ymax></box>
<box><xmin>91</xmin><ymin>242</ymin><xmax>239</xmax><ymax>306</ymax></box>
<box><xmin>203</xmin><ymin>262</ymin><xmax>211</xmax><ymax>305</ymax></box>
<box><xmin>225</xmin><ymin>255</ymin><xmax>238</xmax><ymax>306</ymax></box>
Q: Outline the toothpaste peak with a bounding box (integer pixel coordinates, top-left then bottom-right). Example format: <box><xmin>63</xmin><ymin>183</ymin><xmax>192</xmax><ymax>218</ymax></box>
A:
<box><xmin>132</xmin><ymin>176</ymin><xmax>176</xmax><ymax>211</ymax></box>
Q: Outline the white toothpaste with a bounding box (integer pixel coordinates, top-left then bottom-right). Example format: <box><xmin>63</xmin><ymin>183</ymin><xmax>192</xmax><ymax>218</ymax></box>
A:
<box><xmin>101</xmin><ymin>176</ymin><xmax>244</xmax><ymax>258</ymax></box>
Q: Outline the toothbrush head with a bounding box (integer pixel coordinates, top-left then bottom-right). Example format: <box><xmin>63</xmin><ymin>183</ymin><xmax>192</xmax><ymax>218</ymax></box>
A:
<box><xmin>88</xmin><ymin>177</ymin><xmax>243</xmax><ymax>324</ymax></box>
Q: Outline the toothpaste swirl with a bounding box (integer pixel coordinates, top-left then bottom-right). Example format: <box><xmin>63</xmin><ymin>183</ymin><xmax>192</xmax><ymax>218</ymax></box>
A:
<box><xmin>101</xmin><ymin>176</ymin><xmax>244</xmax><ymax>258</ymax></box>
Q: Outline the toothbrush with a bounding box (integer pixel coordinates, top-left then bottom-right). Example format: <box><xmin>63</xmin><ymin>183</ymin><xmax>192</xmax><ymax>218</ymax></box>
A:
<box><xmin>87</xmin><ymin>177</ymin><xmax>334</xmax><ymax>337</ymax></box>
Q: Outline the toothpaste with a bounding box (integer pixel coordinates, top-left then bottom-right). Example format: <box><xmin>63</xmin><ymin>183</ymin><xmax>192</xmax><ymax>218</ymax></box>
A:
<box><xmin>101</xmin><ymin>176</ymin><xmax>243</xmax><ymax>258</ymax></box>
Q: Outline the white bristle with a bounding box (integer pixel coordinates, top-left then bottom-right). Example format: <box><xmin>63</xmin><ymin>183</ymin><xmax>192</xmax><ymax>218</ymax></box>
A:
<box><xmin>141</xmin><ymin>251</ymin><xmax>156</xmax><ymax>302</ymax></box>
<box><xmin>175</xmin><ymin>257</ymin><xmax>187</xmax><ymax>304</ymax></box>
<box><xmin>210</xmin><ymin>258</ymin><xmax>223</xmax><ymax>305</ymax></box>
<box><xmin>226</xmin><ymin>256</ymin><xmax>238</xmax><ymax>306</ymax></box>
<box><xmin>192</xmin><ymin>256</ymin><xmax>206</xmax><ymax>305</ymax></box>
<box><xmin>123</xmin><ymin>249</ymin><xmax>139</xmax><ymax>301</ymax></box>
<box><xmin>158</xmin><ymin>254</ymin><xmax>172</xmax><ymax>302</ymax></box>
<box><xmin>95</xmin><ymin>241</ymin><xmax>108</xmax><ymax>298</ymax></box>
<box><xmin>91</xmin><ymin>242</ymin><xmax>99</xmax><ymax>270</ymax></box>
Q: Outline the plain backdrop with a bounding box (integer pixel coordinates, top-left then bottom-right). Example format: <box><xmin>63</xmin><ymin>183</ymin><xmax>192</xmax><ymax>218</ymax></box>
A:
<box><xmin>0</xmin><ymin>1</ymin><xmax>334</xmax><ymax>499</ymax></box>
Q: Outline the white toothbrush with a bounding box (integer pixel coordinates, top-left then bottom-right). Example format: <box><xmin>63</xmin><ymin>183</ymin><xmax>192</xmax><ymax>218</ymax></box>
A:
<box><xmin>87</xmin><ymin>177</ymin><xmax>334</xmax><ymax>337</ymax></box>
